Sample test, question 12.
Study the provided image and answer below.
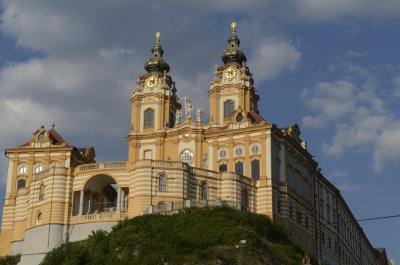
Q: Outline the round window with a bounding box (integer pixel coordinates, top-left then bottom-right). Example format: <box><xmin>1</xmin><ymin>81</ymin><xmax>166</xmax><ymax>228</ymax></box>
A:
<box><xmin>180</xmin><ymin>149</ymin><xmax>194</xmax><ymax>164</ymax></box>
<box><xmin>236</xmin><ymin>113</ymin><xmax>243</xmax><ymax>122</ymax></box>
<box><xmin>219</xmin><ymin>150</ymin><xmax>227</xmax><ymax>158</ymax></box>
<box><xmin>252</xmin><ymin>145</ymin><xmax>259</xmax><ymax>154</ymax></box>
<box><xmin>37</xmin><ymin>212</ymin><xmax>42</xmax><ymax>224</ymax></box>
<box><xmin>235</xmin><ymin>148</ymin><xmax>243</xmax><ymax>156</ymax></box>
<box><xmin>183</xmin><ymin>133</ymin><xmax>190</xmax><ymax>139</ymax></box>
<box><xmin>38</xmin><ymin>133</ymin><xmax>45</xmax><ymax>141</ymax></box>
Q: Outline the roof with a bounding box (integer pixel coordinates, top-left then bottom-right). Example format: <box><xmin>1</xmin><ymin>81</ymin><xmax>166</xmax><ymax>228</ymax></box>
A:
<box><xmin>248</xmin><ymin>111</ymin><xmax>267</xmax><ymax>124</ymax></box>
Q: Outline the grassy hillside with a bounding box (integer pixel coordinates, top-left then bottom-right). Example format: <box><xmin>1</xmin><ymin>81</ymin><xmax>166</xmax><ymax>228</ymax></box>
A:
<box><xmin>40</xmin><ymin>206</ymin><xmax>318</xmax><ymax>265</ymax></box>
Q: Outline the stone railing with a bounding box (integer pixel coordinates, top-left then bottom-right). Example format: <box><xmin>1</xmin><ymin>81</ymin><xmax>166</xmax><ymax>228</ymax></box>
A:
<box><xmin>142</xmin><ymin>199</ymin><xmax>242</xmax><ymax>215</ymax></box>
<box><xmin>78</xmin><ymin>162</ymin><xmax>127</xmax><ymax>171</ymax></box>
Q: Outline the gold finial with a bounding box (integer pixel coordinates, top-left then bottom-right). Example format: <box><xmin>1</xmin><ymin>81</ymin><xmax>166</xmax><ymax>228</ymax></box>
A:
<box><xmin>52</xmin><ymin>122</ymin><xmax>55</xmax><ymax>129</ymax></box>
<box><xmin>214</xmin><ymin>64</ymin><xmax>218</xmax><ymax>70</ymax></box>
<box><xmin>231</xmin><ymin>22</ymin><xmax>237</xmax><ymax>34</ymax></box>
<box><xmin>137</xmin><ymin>73</ymin><xmax>140</xmax><ymax>79</ymax></box>
<box><xmin>155</xmin><ymin>32</ymin><xmax>161</xmax><ymax>44</ymax></box>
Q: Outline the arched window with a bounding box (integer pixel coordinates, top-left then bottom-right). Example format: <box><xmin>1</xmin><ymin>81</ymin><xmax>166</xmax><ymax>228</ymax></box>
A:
<box><xmin>235</xmin><ymin>161</ymin><xmax>243</xmax><ymax>175</ymax></box>
<box><xmin>39</xmin><ymin>184</ymin><xmax>45</xmax><ymax>200</ymax></box>
<box><xmin>224</xmin><ymin>100</ymin><xmax>234</xmax><ymax>119</ymax></box>
<box><xmin>17</xmin><ymin>179</ymin><xmax>26</xmax><ymax>189</ymax></box>
<box><xmin>242</xmin><ymin>189</ymin><xmax>248</xmax><ymax>208</ymax></box>
<box><xmin>201</xmin><ymin>182</ymin><xmax>207</xmax><ymax>200</ymax></box>
<box><xmin>251</xmin><ymin>160</ymin><xmax>260</xmax><ymax>180</ymax></box>
<box><xmin>35</xmin><ymin>165</ymin><xmax>43</xmax><ymax>173</ymax></box>
<box><xmin>18</xmin><ymin>165</ymin><xmax>27</xmax><ymax>175</ymax></box>
<box><xmin>159</xmin><ymin>175</ymin><xmax>167</xmax><ymax>191</ymax></box>
<box><xmin>219</xmin><ymin>164</ymin><xmax>227</xmax><ymax>172</ymax></box>
<box><xmin>144</xmin><ymin>109</ymin><xmax>154</xmax><ymax>127</ymax></box>
<box><xmin>180</xmin><ymin>149</ymin><xmax>194</xmax><ymax>164</ymax></box>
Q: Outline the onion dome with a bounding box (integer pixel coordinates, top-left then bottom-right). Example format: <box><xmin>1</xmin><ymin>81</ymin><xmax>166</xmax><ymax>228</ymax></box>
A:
<box><xmin>144</xmin><ymin>32</ymin><xmax>170</xmax><ymax>74</ymax></box>
<box><xmin>221</xmin><ymin>22</ymin><xmax>247</xmax><ymax>66</ymax></box>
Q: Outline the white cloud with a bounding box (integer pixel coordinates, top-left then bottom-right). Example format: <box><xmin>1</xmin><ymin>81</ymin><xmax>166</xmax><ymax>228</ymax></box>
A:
<box><xmin>293</xmin><ymin>0</ymin><xmax>400</xmax><ymax>22</ymax></box>
<box><xmin>336</xmin><ymin>182</ymin><xmax>361</xmax><ymax>193</ymax></box>
<box><xmin>302</xmin><ymin>63</ymin><xmax>400</xmax><ymax>170</ymax></box>
<box><xmin>249</xmin><ymin>37</ymin><xmax>301</xmax><ymax>82</ymax></box>
<box><xmin>328</xmin><ymin>170</ymin><xmax>349</xmax><ymax>179</ymax></box>
<box><xmin>391</xmin><ymin>76</ymin><xmax>400</xmax><ymax>97</ymax></box>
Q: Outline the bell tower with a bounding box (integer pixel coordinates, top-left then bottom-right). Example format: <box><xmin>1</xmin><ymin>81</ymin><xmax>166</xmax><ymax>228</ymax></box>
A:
<box><xmin>209</xmin><ymin>22</ymin><xmax>259</xmax><ymax>127</ymax></box>
<box><xmin>127</xmin><ymin>32</ymin><xmax>181</xmax><ymax>162</ymax></box>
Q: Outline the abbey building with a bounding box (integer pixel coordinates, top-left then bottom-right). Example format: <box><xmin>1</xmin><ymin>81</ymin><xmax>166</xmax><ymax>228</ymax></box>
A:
<box><xmin>0</xmin><ymin>23</ymin><xmax>388</xmax><ymax>265</ymax></box>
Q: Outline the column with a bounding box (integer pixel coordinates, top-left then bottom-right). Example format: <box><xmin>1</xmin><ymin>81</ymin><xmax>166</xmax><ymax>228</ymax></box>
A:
<box><xmin>78</xmin><ymin>190</ymin><xmax>84</xmax><ymax>215</ymax></box>
<box><xmin>116</xmin><ymin>187</ymin><xmax>121</xmax><ymax>212</ymax></box>
<box><xmin>87</xmin><ymin>192</ymin><xmax>93</xmax><ymax>214</ymax></box>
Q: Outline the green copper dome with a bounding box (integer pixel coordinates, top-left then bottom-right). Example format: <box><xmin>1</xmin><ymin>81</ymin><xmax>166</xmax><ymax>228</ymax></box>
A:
<box><xmin>221</xmin><ymin>22</ymin><xmax>247</xmax><ymax>65</ymax></box>
<box><xmin>144</xmin><ymin>32</ymin><xmax>170</xmax><ymax>74</ymax></box>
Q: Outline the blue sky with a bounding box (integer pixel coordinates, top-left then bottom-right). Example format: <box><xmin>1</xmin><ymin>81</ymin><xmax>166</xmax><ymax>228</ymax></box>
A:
<box><xmin>0</xmin><ymin>0</ymin><xmax>399</xmax><ymax>261</ymax></box>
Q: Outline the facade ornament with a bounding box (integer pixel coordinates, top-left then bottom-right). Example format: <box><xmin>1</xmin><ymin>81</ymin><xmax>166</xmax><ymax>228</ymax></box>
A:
<box><xmin>136</xmin><ymin>74</ymin><xmax>141</xmax><ymax>88</ymax></box>
<box><xmin>171</xmin><ymin>81</ymin><xmax>177</xmax><ymax>96</ymax></box>
<box><xmin>183</xmin><ymin>97</ymin><xmax>193</xmax><ymax>119</ymax></box>
<box><xmin>213</xmin><ymin>64</ymin><xmax>220</xmax><ymax>79</ymax></box>
<box><xmin>175</xmin><ymin>109</ymin><xmax>182</xmax><ymax>125</ymax></box>
<box><xmin>196</xmin><ymin>107</ymin><xmax>203</xmax><ymax>123</ymax></box>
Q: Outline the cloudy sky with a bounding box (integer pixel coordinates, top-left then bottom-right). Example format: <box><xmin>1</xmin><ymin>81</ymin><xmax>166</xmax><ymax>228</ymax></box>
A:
<box><xmin>0</xmin><ymin>0</ymin><xmax>399</xmax><ymax>261</ymax></box>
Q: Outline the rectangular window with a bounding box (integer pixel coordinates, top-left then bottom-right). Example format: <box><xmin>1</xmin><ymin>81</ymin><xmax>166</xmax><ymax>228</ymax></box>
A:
<box><xmin>305</xmin><ymin>217</ymin><xmax>309</xmax><ymax>229</ymax></box>
<box><xmin>295</xmin><ymin>172</ymin><xmax>301</xmax><ymax>195</ymax></box>
<box><xmin>251</xmin><ymin>160</ymin><xmax>260</xmax><ymax>179</ymax></box>
<box><xmin>277</xmin><ymin>201</ymin><xmax>281</xmax><ymax>213</ymax></box>
<box><xmin>275</xmin><ymin>161</ymin><xmax>280</xmax><ymax>182</ymax></box>
<box><xmin>289</xmin><ymin>206</ymin><xmax>293</xmax><ymax>219</ymax></box>
<box><xmin>287</xmin><ymin>168</ymin><xmax>292</xmax><ymax>189</ymax></box>
<box><xmin>303</xmin><ymin>182</ymin><xmax>308</xmax><ymax>199</ymax></box>
<box><xmin>296</xmin><ymin>211</ymin><xmax>302</xmax><ymax>225</ymax></box>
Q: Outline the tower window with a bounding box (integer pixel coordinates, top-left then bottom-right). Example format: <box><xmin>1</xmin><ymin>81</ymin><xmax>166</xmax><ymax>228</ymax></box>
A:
<box><xmin>201</xmin><ymin>181</ymin><xmax>207</xmax><ymax>200</ymax></box>
<box><xmin>17</xmin><ymin>179</ymin><xmax>26</xmax><ymax>189</ymax></box>
<box><xmin>144</xmin><ymin>109</ymin><xmax>154</xmax><ymax>127</ymax></box>
<box><xmin>159</xmin><ymin>175</ymin><xmax>167</xmax><ymax>191</ymax></box>
<box><xmin>224</xmin><ymin>100</ymin><xmax>234</xmax><ymax>119</ymax></box>
<box><xmin>39</xmin><ymin>184</ymin><xmax>45</xmax><ymax>200</ymax></box>
<box><xmin>235</xmin><ymin>161</ymin><xmax>243</xmax><ymax>175</ymax></box>
<box><xmin>251</xmin><ymin>160</ymin><xmax>260</xmax><ymax>180</ymax></box>
<box><xmin>219</xmin><ymin>164</ymin><xmax>227</xmax><ymax>172</ymax></box>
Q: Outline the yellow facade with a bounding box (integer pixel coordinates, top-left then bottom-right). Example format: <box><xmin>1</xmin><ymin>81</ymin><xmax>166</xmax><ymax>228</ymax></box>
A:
<box><xmin>0</xmin><ymin>24</ymin><xmax>384</xmax><ymax>265</ymax></box>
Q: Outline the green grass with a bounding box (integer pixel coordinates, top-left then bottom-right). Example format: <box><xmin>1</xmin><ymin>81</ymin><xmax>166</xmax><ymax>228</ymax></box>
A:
<box><xmin>40</xmin><ymin>207</ymin><xmax>319</xmax><ymax>265</ymax></box>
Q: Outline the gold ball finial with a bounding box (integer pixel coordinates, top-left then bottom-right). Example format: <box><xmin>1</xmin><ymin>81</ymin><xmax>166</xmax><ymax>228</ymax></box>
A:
<box><xmin>231</xmin><ymin>22</ymin><xmax>237</xmax><ymax>34</ymax></box>
<box><xmin>214</xmin><ymin>64</ymin><xmax>218</xmax><ymax>70</ymax></box>
<box><xmin>155</xmin><ymin>32</ymin><xmax>161</xmax><ymax>44</ymax></box>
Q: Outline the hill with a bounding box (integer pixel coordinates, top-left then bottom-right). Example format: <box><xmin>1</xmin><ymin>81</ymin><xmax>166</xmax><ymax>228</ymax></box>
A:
<box><xmin>39</xmin><ymin>206</ymin><xmax>319</xmax><ymax>265</ymax></box>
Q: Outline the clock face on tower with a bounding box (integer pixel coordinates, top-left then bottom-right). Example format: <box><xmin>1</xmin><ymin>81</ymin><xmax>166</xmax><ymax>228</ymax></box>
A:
<box><xmin>146</xmin><ymin>76</ymin><xmax>158</xmax><ymax>88</ymax></box>
<box><xmin>224</xmin><ymin>67</ymin><xmax>236</xmax><ymax>79</ymax></box>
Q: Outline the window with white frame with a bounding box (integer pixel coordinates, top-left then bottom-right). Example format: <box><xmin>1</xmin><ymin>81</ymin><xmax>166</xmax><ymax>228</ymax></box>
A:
<box><xmin>224</xmin><ymin>100</ymin><xmax>234</xmax><ymax>119</ymax></box>
<box><xmin>180</xmin><ymin>149</ymin><xmax>194</xmax><ymax>164</ymax></box>
<box><xmin>144</xmin><ymin>108</ymin><xmax>154</xmax><ymax>127</ymax></box>
<box><xmin>159</xmin><ymin>175</ymin><xmax>167</xmax><ymax>191</ymax></box>
<box><xmin>201</xmin><ymin>182</ymin><xmax>207</xmax><ymax>200</ymax></box>
<box><xmin>39</xmin><ymin>184</ymin><xmax>45</xmax><ymax>200</ymax></box>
